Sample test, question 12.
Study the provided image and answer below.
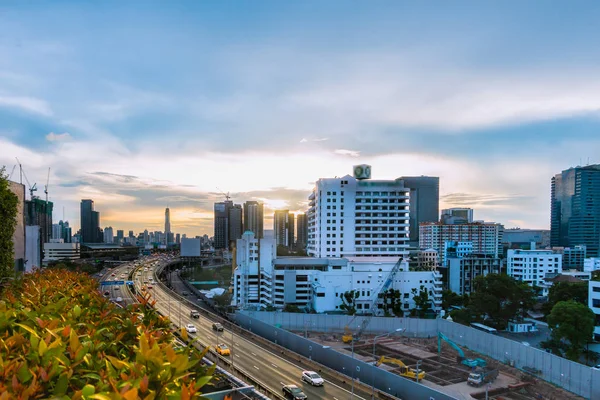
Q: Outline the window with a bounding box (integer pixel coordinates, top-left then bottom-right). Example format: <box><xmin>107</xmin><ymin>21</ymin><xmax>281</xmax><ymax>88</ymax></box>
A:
<box><xmin>594</xmin><ymin>287</ymin><xmax>600</xmax><ymax>293</ymax></box>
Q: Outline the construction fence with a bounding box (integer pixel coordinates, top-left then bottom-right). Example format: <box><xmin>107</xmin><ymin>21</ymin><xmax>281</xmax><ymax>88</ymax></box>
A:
<box><xmin>239</xmin><ymin>311</ymin><xmax>600</xmax><ymax>400</ymax></box>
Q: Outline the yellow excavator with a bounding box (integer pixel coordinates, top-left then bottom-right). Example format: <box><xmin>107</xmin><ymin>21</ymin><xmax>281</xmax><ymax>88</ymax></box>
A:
<box><xmin>375</xmin><ymin>356</ymin><xmax>426</xmax><ymax>380</ymax></box>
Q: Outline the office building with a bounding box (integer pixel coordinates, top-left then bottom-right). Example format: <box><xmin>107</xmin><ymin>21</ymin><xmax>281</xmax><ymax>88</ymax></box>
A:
<box><xmin>447</xmin><ymin>254</ymin><xmax>501</xmax><ymax>295</ymax></box>
<box><xmin>551</xmin><ymin>164</ymin><xmax>600</xmax><ymax>257</ymax></box>
<box><xmin>440</xmin><ymin>208</ymin><xmax>474</xmax><ymax>225</ymax></box>
<box><xmin>176</xmin><ymin>233</ymin><xmax>181</xmax><ymax>245</ymax></box>
<box><xmin>401</xmin><ymin>176</ymin><xmax>440</xmax><ymax>245</ymax></box>
<box><xmin>164</xmin><ymin>207</ymin><xmax>171</xmax><ymax>245</ymax></box>
<box><xmin>551</xmin><ymin>245</ymin><xmax>587</xmax><ymax>271</ymax></box>
<box><xmin>143</xmin><ymin>229</ymin><xmax>149</xmax><ymax>244</ymax></box>
<box><xmin>506</xmin><ymin>249</ymin><xmax>562</xmax><ymax>297</ymax></box>
<box><xmin>80</xmin><ymin>199</ymin><xmax>101</xmax><ymax>243</ymax></box>
<box><xmin>103</xmin><ymin>226</ymin><xmax>114</xmax><ymax>244</ymax></box>
<box><xmin>229</xmin><ymin>204</ymin><xmax>243</xmax><ymax>245</ymax></box>
<box><xmin>502</xmin><ymin>229</ymin><xmax>550</xmax><ymax>250</ymax></box>
<box><xmin>274</xmin><ymin>210</ymin><xmax>295</xmax><ymax>249</ymax></box>
<box><xmin>419</xmin><ymin>222</ymin><xmax>503</xmax><ymax>265</ymax></box>
<box><xmin>116</xmin><ymin>229</ymin><xmax>124</xmax><ymax>243</ymax></box>
<box><xmin>214</xmin><ymin>200</ymin><xmax>243</xmax><ymax>250</ymax></box>
<box><xmin>181</xmin><ymin>238</ymin><xmax>202</xmax><ymax>257</ymax></box>
<box><xmin>232</xmin><ymin>231</ymin><xmax>442</xmax><ymax>313</ymax></box>
<box><xmin>52</xmin><ymin>223</ymin><xmax>62</xmax><ymax>241</ymax></box>
<box><xmin>43</xmin><ymin>242</ymin><xmax>80</xmax><ymax>263</ymax></box>
<box><xmin>60</xmin><ymin>220</ymin><xmax>72</xmax><ymax>243</ymax></box>
<box><xmin>307</xmin><ymin>167</ymin><xmax>410</xmax><ymax>258</ymax></box>
<box><xmin>25</xmin><ymin>198</ymin><xmax>53</xmax><ymax>263</ymax></box>
<box><xmin>243</xmin><ymin>201</ymin><xmax>264</xmax><ymax>239</ymax></box>
<box><xmin>588</xmin><ymin>280</ymin><xmax>600</xmax><ymax>341</ymax></box>
<box><xmin>296</xmin><ymin>213</ymin><xmax>308</xmax><ymax>251</ymax></box>
<box><xmin>8</xmin><ymin>181</ymin><xmax>26</xmax><ymax>272</ymax></box>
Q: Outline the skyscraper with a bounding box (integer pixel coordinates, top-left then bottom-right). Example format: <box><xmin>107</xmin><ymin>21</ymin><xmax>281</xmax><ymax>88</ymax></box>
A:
<box><xmin>214</xmin><ymin>201</ymin><xmax>232</xmax><ymax>250</ymax></box>
<box><xmin>116</xmin><ymin>230</ymin><xmax>124</xmax><ymax>243</ymax></box>
<box><xmin>80</xmin><ymin>199</ymin><xmax>101</xmax><ymax>243</ymax></box>
<box><xmin>274</xmin><ymin>210</ymin><xmax>295</xmax><ymax>249</ymax></box>
<box><xmin>243</xmin><ymin>201</ymin><xmax>264</xmax><ymax>238</ymax></box>
<box><xmin>103</xmin><ymin>226</ymin><xmax>114</xmax><ymax>243</ymax></box>
<box><xmin>296</xmin><ymin>213</ymin><xmax>308</xmax><ymax>251</ymax></box>
<box><xmin>228</xmin><ymin>204</ymin><xmax>243</xmax><ymax>245</ymax></box>
<box><xmin>399</xmin><ymin>176</ymin><xmax>439</xmax><ymax>245</ymax></box>
<box><xmin>164</xmin><ymin>207</ymin><xmax>171</xmax><ymax>245</ymax></box>
<box><xmin>551</xmin><ymin>164</ymin><xmax>600</xmax><ymax>257</ymax></box>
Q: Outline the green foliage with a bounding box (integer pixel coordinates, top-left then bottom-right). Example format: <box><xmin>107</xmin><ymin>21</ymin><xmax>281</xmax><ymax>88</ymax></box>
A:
<box><xmin>276</xmin><ymin>245</ymin><xmax>307</xmax><ymax>257</ymax></box>
<box><xmin>469</xmin><ymin>273</ymin><xmax>536</xmax><ymax>329</ymax></box>
<box><xmin>0</xmin><ymin>166</ymin><xmax>19</xmax><ymax>281</ymax></box>
<box><xmin>542</xmin><ymin>282</ymin><xmax>588</xmax><ymax>317</ymax></box>
<box><xmin>0</xmin><ymin>268</ymin><xmax>214</xmax><ymax>398</ymax></box>
<box><xmin>547</xmin><ymin>300</ymin><xmax>595</xmax><ymax>361</ymax></box>
<box><xmin>449</xmin><ymin>308</ymin><xmax>474</xmax><ymax>325</ymax></box>
<box><xmin>283</xmin><ymin>304</ymin><xmax>302</xmax><ymax>313</ymax></box>
<box><xmin>441</xmin><ymin>290</ymin><xmax>468</xmax><ymax>311</ymax></box>
<box><xmin>410</xmin><ymin>285</ymin><xmax>431</xmax><ymax>318</ymax></box>
<box><xmin>339</xmin><ymin>290</ymin><xmax>359</xmax><ymax>315</ymax></box>
<box><xmin>381</xmin><ymin>288</ymin><xmax>403</xmax><ymax>316</ymax></box>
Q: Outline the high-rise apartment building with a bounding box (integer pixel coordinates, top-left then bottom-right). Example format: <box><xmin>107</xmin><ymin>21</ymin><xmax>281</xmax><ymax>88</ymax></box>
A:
<box><xmin>103</xmin><ymin>226</ymin><xmax>114</xmax><ymax>244</ymax></box>
<box><xmin>80</xmin><ymin>199</ymin><xmax>101</xmax><ymax>243</ymax></box>
<box><xmin>214</xmin><ymin>200</ymin><xmax>243</xmax><ymax>250</ymax></box>
<box><xmin>551</xmin><ymin>164</ymin><xmax>600</xmax><ymax>257</ymax></box>
<box><xmin>307</xmin><ymin>167</ymin><xmax>410</xmax><ymax>258</ymax></box>
<box><xmin>400</xmin><ymin>176</ymin><xmax>439</xmax><ymax>245</ymax></box>
<box><xmin>274</xmin><ymin>210</ymin><xmax>295</xmax><ymax>249</ymax></box>
<box><xmin>440</xmin><ymin>208</ymin><xmax>474</xmax><ymax>225</ymax></box>
<box><xmin>243</xmin><ymin>201</ymin><xmax>264</xmax><ymax>239</ymax></box>
<box><xmin>296</xmin><ymin>213</ymin><xmax>308</xmax><ymax>250</ymax></box>
<box><xmin>419</xmin><ymin>222</ymin><xmax>504</xmax><ymax>265</ymax></box>
<box><xmin>25</xmin><ymin>198</ymin><xmax>53</xmax><ymax>263</ymax></box>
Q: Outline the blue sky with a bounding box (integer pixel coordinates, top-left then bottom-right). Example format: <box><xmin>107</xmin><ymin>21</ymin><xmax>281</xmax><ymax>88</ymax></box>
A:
<box><xmin>1</xmin><ymin>1</ymin><xmax>600</xmax><ymax>235</ymax></box>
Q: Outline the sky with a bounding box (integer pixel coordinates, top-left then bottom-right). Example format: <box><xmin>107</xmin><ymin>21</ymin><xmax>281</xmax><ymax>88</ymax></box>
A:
<box><xmin>2</xmin><ymin>1</ymin><xmax>600</xmax><ymax>236</ymax></box>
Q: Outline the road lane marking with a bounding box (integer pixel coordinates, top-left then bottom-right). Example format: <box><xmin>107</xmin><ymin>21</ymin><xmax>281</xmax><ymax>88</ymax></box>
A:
<box><xmin>280</xmin><ymin>382</ymin><xmax>285</xmax><ymax>386</ymax></box>
<box><xmin>234</xmin><ymin>354</ymin><xmax>240</xmax><ymax>358</ymax></box>
<box><xmin>271</xmin><ymin>363</ymin><xmax>278</xmax><ymax>368</ymax></box>
<box><xmin>251</xmin><ymin>352</ymin><xmax>257</xmax><ymax>356</ymax></box>
<box><xmin>253</xmin><ymin>365</ymin><xmax>260</xmax><ymax>370</ymax></box>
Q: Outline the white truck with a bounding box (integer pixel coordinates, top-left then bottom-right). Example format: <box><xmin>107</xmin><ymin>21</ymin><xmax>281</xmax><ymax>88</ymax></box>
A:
<box><xmin>190</xmin><ymin>310</ymin><xmax>200</xmax><ymax>319</ymax></box>
<box><xmin>467</xmin><ymin>368</ymin><xmax>499</xmax><ymax>387</ymax></box>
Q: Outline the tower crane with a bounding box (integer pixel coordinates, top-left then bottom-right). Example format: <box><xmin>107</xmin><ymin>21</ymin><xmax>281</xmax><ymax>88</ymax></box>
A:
<box><xmin>216</xmin><ymin>187</ymin><xmax>231</xmax><ymax>201</ymax></box>
<box><xmin>15</xmin><ymin>157</ymin><xmax>37</xmax><ymax>199</ymax></box>
<box><xmin>8</xmin><ymin>165</ymin><xmax>16</xmax><ymax>180</ymax></box>
<box><xmin>44</xmin><ymin>167</ymin><xmax>50</xmax><ymax>203</ymax></box>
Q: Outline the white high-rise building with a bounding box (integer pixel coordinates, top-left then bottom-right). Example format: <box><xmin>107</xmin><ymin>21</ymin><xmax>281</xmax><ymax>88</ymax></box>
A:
<box><xmin>103</xmin><ymin>226</ymin><xmax>114</xmax><ymax>244</ymax></box>
<box><xmin>307</xmin><ymin>169</ymin><xmax>410</xmax><ymax>258</ymax></box>
<box><xmin>507</xmin><ymin>249</ymin><xmax>562</xmax><ymax>297</ymax></box>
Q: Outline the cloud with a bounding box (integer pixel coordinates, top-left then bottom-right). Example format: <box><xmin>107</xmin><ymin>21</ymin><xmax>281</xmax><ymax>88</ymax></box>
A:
<box><xmin>46</xmin><ymin>132</ymin><xmax>72</xmax><ymax>142</ymax></box>
<box><xmin>334</xmin><ymin>149</ymin><xmax>360</xmax><ymax>157</ymax></box>
<box><xmin>0</xmin><ymin>95</ymin><xmax>52</xmax><ymax>116</ymax></box>
<box><xmin>441</xmin><ymin>193</ymin><xmax>534</xmax><ymax>209</ymax></box>
<box><xmin>300</xmin><ymin>137</ymin><xmax>329</xmax><ymax>143</ymax></box>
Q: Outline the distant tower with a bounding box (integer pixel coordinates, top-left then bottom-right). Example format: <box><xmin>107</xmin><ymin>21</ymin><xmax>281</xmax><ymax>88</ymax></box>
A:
<box><xmin>165</xmin><ymin>207</ymin><xmax>171</xmax><ymax>245</ymax></box>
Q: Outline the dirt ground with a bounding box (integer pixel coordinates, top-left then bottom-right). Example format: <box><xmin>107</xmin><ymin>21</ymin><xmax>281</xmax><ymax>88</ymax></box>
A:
<box><xmin>305</xmin><ymin>331</ymin><xmax>584</xmax><ymax>400</ymax></box>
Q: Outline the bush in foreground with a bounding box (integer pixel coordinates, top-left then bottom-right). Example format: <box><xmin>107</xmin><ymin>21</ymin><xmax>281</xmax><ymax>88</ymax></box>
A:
<box><xmin>0</xmin><ymin>268</ymin><xmax>213</xmax><ymax>399</ymax></box>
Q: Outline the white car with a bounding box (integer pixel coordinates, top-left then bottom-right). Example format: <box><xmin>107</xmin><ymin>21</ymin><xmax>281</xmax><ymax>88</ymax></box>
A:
<box><xmin>185</xmin><ymin>324</ymin><xmax>197</xmax><ymax>334</ymax></box>
<box><xmin>115</xmin><ymin>297</ymin><xmax>123</xmax><ymax>303</ymax></box>
<box><xmin>301</xmin><ymin>370</ymin><xmax>324</xmax><ymax>386</ymax></box>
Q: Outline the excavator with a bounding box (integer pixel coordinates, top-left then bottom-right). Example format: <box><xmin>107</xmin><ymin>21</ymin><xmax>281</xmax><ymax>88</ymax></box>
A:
<box><xmin>438</xmin><ymin>332</ymin><xmax>487</xmax><ymax>368</ymax></box>
<box><xmin>375</xmin><ymin>356</ymin><xmax>425</xmax><ymax>380</ymax></box>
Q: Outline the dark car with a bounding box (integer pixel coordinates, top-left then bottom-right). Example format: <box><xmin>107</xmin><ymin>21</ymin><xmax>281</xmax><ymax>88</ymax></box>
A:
<box><xmin>282</xmin><ymin>385</ymin><xmax>307</xmax><ymax>400</ymax></box>
<box><xmin>212</xmin><ymin>323</ymin><xmax>224</xmax><ymax>332</ymax></box>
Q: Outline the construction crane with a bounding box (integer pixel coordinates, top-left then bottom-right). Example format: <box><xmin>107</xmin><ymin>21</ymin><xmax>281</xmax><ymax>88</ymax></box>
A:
<box><xmin>216</xmin><ymin>187</ymin><xmax>231</xmax><ymax>201</ymax></box>
<box><xmin>15</xmin><ymin>157</ymin><xmax>37</xmax><ymax>199</ymax></box>
<box><xmin>8</xmin><ymin>165</ymin><xmax>16</xmax><ymax>181</ymax></box>
<box><xmin>375</xmin><ymin>356</ymin><xmax>425</xmax><ymax>380</ymax></box>
<box><xmin>44</xmin><ymin>167</ymin><xmax>50</xmax><ymax>203</ymax></box>
<box><xmin>342</xmin><ymin>256</ymin><xmax>405</xmax><ymax>343</ymax></box>
<box><xmin>437</xmin><ymin>332</ymin><xmax>486</xmax><ymax>368</ymax></box>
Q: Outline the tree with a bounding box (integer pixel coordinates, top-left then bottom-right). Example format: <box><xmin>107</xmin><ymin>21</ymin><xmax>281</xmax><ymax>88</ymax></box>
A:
<box><xmin>542</xmin><ymin>282</ymin><xmax>588</xmax><ymax>316</ymax></box>
<box><xmin>283</xmin><ymin>303</ymin><xmax>302</xmax><ymax>313</ymax></box>
<box><xmin>410</xmin><ymin>285</ymin><xmax>431</xmax><ymax>318</ymax></box>
<box><xmin>547</xmin><ymin>300</ymin><xmax>595</xmax><ymax>360</ymax></box>
<box><xmin>382</xmin><ymin>288</ymin><xmax>402</xmax><ymax>316</ymax></box>
<box><xmin>442</xmin><ymin>289</ymin><xmax>467</xmax><ymax>311</ymax></box>
<box><xmin>469</xmin><ymin>273</ymin><xmax>536</xmax><ymax>329</ymax></box>
<box><xmin>0</xmin><ymin>166</ymin><xmax>19</xmax><ymax>282</ymax></box>
<box><xmin>339</xmin><ymin>290</ymin><xmax>359</xmax><ymax>315</ymax></box>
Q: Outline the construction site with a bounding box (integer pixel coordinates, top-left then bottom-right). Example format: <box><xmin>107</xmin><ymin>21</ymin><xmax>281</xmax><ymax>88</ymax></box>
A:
<box><xmin>301</xmin><ymin>330</ymin><xmax>584</xmax><ymax>400</ymax></box>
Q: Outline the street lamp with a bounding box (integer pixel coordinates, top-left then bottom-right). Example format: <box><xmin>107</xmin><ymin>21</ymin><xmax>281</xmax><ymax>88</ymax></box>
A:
<box><xmin>371</xmin><ymin>328</ymin><xmax>404</xmax><ymax>399</ymax></box>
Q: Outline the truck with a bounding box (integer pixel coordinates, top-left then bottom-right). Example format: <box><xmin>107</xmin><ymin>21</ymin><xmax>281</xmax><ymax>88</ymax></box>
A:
<box><xmin>190</xmin><ymin>310</ymin><xmax>200</xmax><ymax>319</ymax></box>
<box><xmin>467</xmin><ymin>368</ymin><xmax>499</xmax><ymax>387</ymax></box>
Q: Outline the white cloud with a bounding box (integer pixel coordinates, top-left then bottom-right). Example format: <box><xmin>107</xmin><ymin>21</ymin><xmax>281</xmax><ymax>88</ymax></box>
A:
<box><xmin>46</xmin><ymin>132</ymin><xmax>72</xmax><ymax>142</ymax></box>
<box><xmin>334</xmin><ymin>149</ymin><xmax>360</xmax><ymax>157</ymax></box>
<box><xmin>0</xmin><ymin>95</ymin><xmax>52</xmax><ymax>116</ymax></box>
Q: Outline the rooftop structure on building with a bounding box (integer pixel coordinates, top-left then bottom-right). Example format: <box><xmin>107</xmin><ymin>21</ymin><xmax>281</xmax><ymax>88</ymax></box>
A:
<box><xmin>307</xmin><ymin>165</ymin><xmax>411</xmax><ymax>258</ymax></box>
<box><xmin>419</xmin><ymin>221</ymin><xmax>503</xmax><ymax>265</ymax></box>
<box><xmin>440</xmin><ymin>208</ymin><xmax>474</xmax><ymax>225</ymax></box>
<box><xmin>551</xmin><ymin>164</ymin><xmax>600</xmax><ymax>257</ymax></box>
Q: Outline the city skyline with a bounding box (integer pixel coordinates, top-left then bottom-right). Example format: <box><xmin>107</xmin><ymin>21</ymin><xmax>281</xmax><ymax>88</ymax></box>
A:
<box><xmin>3</xmin><ymin>2</ymin><xmax>600</xmax><ymax>235</ymax></box>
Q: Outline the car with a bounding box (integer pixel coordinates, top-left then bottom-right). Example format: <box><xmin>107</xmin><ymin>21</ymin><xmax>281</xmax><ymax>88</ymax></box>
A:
<box><xmin>301</xmin><ymin>370</ymin><xmax>324</xmax><ymax>386</ymax></box>
<box><xmin>115</xmin><ymin>297</ymin><xmax>123</xmax><ymax>303</ymax></box>
<box><xmin>147</xmin><ymin>285</ymin><xmax>153</xmax><ymax>289</ymax></box>
<box><xmin>182</xmin><ymin>291</ymin><xmax>189</xmax><ymax>296</ymax></box>
<box><xmin>593</xmin><ymin>364</ymin><xmax>600</xmax><ymax>370</ymax></box>
<box><xmin>185</xmin><ymin>324</ymin><xmax>197</xmax><ymax>334</ymax></box>
<box><xmin>190</xmin><ymin>310</ymin><xmax>200</xmax><ymax>319</ymax></box>
<box><xmin>282</xmin><ymin>385</ymin><xmax>307</xmax><ymax>400</ymax></box>
<box><xmin>103</xmin><ymin>291</ymin><xmax>110</xmax><ymax>297</ymax></box>
<box><xmin>212</xmin><ymin>323</ymin><xmax>224</xmax><ymax>332</ymax></box>
<box><xmin>111</xmin><ymin>273</ymin><xmax>116</xmax><ymax>276</ymax></box>
<box><xmin>215</xmin><ymin>343</ymin><xmax>230</xmax><ymax>356</ymax></box>
<box><xmin>114</xmin><ymin>286</ymin><xmax>120</xmax><ymax>290</ymax></box>
<box><xmin>521</xmin><ymin>341</ymin><xmax>531</xmax><ymax>347</ymax></box>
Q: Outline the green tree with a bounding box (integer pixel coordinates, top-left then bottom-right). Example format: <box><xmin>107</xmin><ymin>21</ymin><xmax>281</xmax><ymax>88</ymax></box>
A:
<box><xmin>442</xmin><ymin>289</ymin><xmax>467</xmax><ymax>311</ymax></box>
<box><xmin>382</xmin><ymin>288</ymin><xmax>402</xmax><ymax>316</ymax></box>
<box><xmin>542</xmin><ymin>282</ymin><xmax>588</xmax><ymax>316</ymax></box>
<box><xmin>283</xmin><ymin>303</ymin><xmax>302</xmax><ymax>313</ymax></box>
<box><xmin>410</xmin><ymin>285</ymin><xmax>431</xmax><ymax>318</ymax></box>
<box><xmin>340</xmin><ymin>290</ymin><xmax>359</xmax><ymax>315</ymax></box>
<box><xmin>469</xmin><ymin>273</ymin><xmax>536</xmax><ymax>329</ymax></box>
<box><xmin>0</xmin><ymin>166</ymin><xmax>19</xmax><ymax>282</ymax></box>
<box><xmin>547</xmin><ymin>300</ymin><xmax>595</xmax><ymax>360</ymax></box>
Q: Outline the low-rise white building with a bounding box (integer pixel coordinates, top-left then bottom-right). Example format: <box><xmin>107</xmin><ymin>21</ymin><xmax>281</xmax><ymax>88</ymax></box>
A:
<box><xmin>43</xmin><ymin>242</ymin><xmax>80</xmax><ymax>263</ymax></box>
<box><xmin>588</xmin><ymin>280</ymin><xmax>600</xmax><ymax>341</ymax></box>
<box><xmin>507</xmin><ymin>249</ymin><xmax>562</xmax><ymax>297</ymax></box>
<box><xmin>233</xmin><ymin>231</ymin><xmax>442</xmax><ymax>314</ymax></box>
<box><xmin>584</xmin><ymin>258</ymin><xmax>600</xmax><ymax>273</ymax></box>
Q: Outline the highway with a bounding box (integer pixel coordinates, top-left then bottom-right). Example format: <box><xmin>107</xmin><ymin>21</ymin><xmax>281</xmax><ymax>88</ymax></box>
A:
<box><xmin>99</xmin><ymin>262</ymin><xmax>137</xmax><ymax>307</ymax></box>
<box><xmin>136</xmin><ymin>259</ymin><xmax>368</xmax><ymax>400</ymax></box>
